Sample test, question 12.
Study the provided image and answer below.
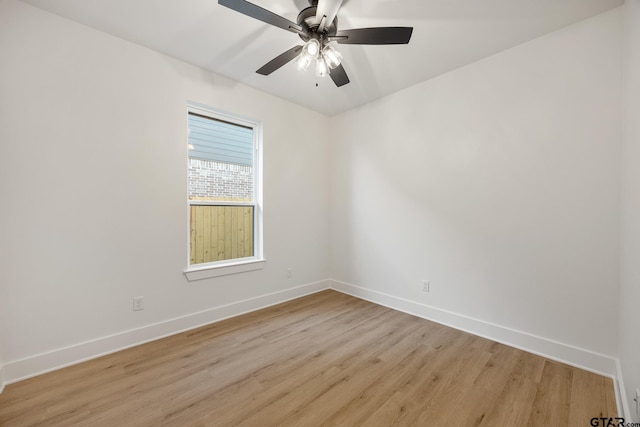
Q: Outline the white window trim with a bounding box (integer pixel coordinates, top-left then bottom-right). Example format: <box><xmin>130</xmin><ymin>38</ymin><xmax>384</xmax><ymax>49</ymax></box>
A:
<box><xmin>184</xmin><ymin>102</ymin><xmax>264</xmax><ymax>281</ymax></box>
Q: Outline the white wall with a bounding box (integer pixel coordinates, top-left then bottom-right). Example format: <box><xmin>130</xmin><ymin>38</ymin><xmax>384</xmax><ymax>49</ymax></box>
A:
<box><xmin>0</xmin><ymin>0</ymin><xmax>330</xmax><ymax>381</ymax></box>
<box><xmin>329</xmin><ymin>9</ymin><xmax>622</xmax><ymax>372</ymax></box>
<box><xmin>619</xmin><ymin>0</ymin><xmax>640</xmax><ymax>421</ymax></box>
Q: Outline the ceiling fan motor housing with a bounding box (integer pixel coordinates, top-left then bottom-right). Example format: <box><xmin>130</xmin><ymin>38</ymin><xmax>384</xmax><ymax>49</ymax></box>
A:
<box><xmin>297</xmin><ymin>6</ymin><xmax>337</xmax><ymax>43</ymax></box>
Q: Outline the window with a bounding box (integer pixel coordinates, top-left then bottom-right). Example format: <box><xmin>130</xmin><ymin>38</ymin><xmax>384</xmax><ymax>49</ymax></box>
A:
<box><xmin>185</xmin><ymin>103</ymin><xmax>264</xmax><ymax>280</ymax></box>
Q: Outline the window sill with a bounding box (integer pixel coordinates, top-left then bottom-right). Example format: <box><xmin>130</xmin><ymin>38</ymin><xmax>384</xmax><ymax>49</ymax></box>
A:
<box><xmin>184</xmin><ymin>259</ymin><xmax>266</xmax><ymax>281</ymax></box>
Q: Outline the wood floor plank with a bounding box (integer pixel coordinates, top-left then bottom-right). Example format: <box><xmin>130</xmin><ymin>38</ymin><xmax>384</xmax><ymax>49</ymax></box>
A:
<box><xmin>0</xmin><ymin>290</ymin><xmax>618</xmax><ymax>426</ymax></box>
<box><xmin>568</xmin><ymin>369</ymin><xmax>617</xmax><ymax>427</ymax></box>
<box><xmin>527</xmin><ymin>361</ymin><xmax>573</xmax><ymax>427</ymax></box>
<box><xmin>478</xmin><ymin>374</ymin><xmax>539</xmax><ymax>427</ymax></box>
<box><xmin>319</xmin><ymin>343</ymin><xmax>435</xmax><ymax>427</ymax></box>
<box><xmin>160</xmin><ymin>302</ymin><xmax>399</xmax><ymax>426</ymax></box>
<box><xmin>218</xmin><ymin>308</ymin><xmax>411</xmax><ymax>426</ymax></box>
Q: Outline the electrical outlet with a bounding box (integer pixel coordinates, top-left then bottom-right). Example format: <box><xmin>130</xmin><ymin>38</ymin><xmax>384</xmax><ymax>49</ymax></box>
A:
<box><xmin>422</xmin><ymin>280</ymin><xmax>430</xmax><ymax>292</ymax></box>
<box><xmin>133</xmin><ymin>296</ymin><xmax>144</xmax><ymax>311</ymax></box>
<box><xmin>287</xmin><ymin>268</ymin><xmax>292</xmax><ymax>279</ymax></box>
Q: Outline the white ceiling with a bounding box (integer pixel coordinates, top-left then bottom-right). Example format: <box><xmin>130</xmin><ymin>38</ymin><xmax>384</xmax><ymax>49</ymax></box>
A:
<box><xmin>20</xmin><ymin>0</ymin><xmax>622</xmax><ymax>116</ymax></box>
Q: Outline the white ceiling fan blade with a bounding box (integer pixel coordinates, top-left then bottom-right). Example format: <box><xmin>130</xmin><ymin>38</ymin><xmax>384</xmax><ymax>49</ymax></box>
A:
<box><xmin>315</xmin><ymin>0</ymin><xmax>344</xmax><ymax>31</ymax></box>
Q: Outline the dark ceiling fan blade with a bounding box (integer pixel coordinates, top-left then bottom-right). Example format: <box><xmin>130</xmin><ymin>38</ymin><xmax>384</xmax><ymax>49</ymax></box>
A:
<box><xmin>218</xmin><ymin>0</ymin><xmax>303</xmax><ymax>34</ymax></box>
<box><xmin>334</xmin><ymin>27</ymin><xmax>413</xmax><ymax>45</ymax></box>
<box><xmin>315</xmin><ymin>0</ymin><xmax>343</xmax><ymax>31</ymax></box>
<box><xmin>330</xmin><ymin>63</ymin><xmax>350</xmax><ymax>87</ymax></box>
<box><xmin>256</xmin><ymin>45</ymin><xmax>303</xmax><ymax>75</ymax></box>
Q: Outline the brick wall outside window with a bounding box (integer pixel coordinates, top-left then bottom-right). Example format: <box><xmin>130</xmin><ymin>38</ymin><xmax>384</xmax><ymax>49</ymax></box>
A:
<box><xmin>188</xmin><ymin>158</ymin><xmax>253</xmax><ymax>200</ymax></box>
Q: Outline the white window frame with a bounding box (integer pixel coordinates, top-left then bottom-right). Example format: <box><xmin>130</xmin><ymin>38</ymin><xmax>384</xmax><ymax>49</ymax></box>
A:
<box><xmin>184</xmin><ymin>102</ymin><xmax>264</xmax><ymax>281</ymax></box>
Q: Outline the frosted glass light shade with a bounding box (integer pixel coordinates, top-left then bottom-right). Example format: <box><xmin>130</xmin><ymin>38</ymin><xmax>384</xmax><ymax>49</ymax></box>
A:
<box><xmin>316</xmin><ymin>57</ymin><xmax>329</xmax><ymax>77</ymax></box>
<box><xmin>322</xmin><ymin>44</ymin><xmax>343</xmax><ymax>69</ymax></box>
<box><xmin>295</xmin><ymin>54</ymin><xmax>313</xmax><ymax>71</ymax></box>
<box><xmin>303</xmin><ymin>39</ymin><xmax>320</xmax><ymax>57</ymax></box>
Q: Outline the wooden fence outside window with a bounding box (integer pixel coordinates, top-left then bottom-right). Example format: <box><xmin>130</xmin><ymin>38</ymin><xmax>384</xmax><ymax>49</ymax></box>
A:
<box><xmin>189</xmin><ymin>205</ymin><xmax>254</xmax><ymax>264</ymax></box>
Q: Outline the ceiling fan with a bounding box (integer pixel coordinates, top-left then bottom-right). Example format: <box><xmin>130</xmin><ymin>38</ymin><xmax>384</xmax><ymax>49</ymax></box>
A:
<box><xmin>218</xmin><ymin>0</ymin><xmax>413</xmax><ymax>87</ymax></box>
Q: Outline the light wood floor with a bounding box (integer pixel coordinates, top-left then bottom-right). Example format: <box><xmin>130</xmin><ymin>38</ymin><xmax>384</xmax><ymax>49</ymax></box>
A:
<box><xmin>0</xmin><ymin>290</ymin><xmax>617</xmax><ymax>426</ymax></box>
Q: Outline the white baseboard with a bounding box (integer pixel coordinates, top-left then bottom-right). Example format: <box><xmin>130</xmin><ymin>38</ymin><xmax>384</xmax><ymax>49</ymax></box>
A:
<box><xmin>616</xmin><ymin>360</ymin><xmax>631</xmax><ymax>419</ymax></box>
<box><xmin>2</xmin><ymin>278</ymin><xmax>620</xmax><ymax>404</ymax></box>
<box><xmin>3</xmin><ymin>280</ymin><xmax>331</xmax><ymax>387</ymax></box>
<box><xmin>0</xmin><ymin>363</ymin><xmax>5</xmax><ymax>394</ymax></box>
<box><xmin>330</xmin><ymin>279</ymin><xmax>617</xmax><ymax>378</ymax></box>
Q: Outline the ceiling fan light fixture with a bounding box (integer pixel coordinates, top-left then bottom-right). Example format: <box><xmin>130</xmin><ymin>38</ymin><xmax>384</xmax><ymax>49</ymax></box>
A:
<box><xmin>302</xmin><ymin>38</ymin><xmax>320</xmax><ymax>57</ymax></box>
<box><xmin>294</xmin><ymin>53</ymin><xmax>313</xmax><ymax>71</ymax></box>
<box><xmin>316</xmin><ymin>56</ymin><xmax>330</xmax><ymax>77</ymax></box>
<box><xmin>322</xmin><ymin>44</ymin><xmax>343</xmax><ymax>69</ymax></box>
